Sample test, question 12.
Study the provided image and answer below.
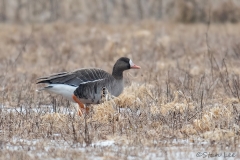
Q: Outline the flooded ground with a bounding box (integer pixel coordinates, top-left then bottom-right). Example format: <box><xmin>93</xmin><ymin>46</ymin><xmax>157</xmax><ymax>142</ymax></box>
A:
<box><xmin>0</xmin><ymin>105</ymin><xmax>239</xmax><ymax>160</ymax></box>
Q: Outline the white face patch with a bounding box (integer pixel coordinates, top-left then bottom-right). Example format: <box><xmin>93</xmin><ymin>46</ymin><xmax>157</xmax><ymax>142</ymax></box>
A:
<box><xmin>129</xmin><ymin>59</ymin><xmax>134</xmax><ymax>67</ymax></box>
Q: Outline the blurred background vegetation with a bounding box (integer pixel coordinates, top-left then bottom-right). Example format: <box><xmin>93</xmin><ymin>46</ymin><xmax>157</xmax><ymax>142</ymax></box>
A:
<box><xmin>0</xmin><ymin>0</ymin><xmax>240</xmax><ymax>23</ymax></box>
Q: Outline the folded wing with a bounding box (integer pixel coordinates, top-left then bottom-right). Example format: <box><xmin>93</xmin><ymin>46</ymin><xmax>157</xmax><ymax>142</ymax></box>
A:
<box><xmin>37</xmin><ymin>68</ymin><xmax>110</xmax><ymax>87</ymax></box>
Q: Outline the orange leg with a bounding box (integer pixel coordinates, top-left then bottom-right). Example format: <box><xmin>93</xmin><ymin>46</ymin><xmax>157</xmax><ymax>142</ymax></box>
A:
<box><xmin>72</xmin><ymin>95</ymin><xmax>86</xmax><ymax>116</ymax></box>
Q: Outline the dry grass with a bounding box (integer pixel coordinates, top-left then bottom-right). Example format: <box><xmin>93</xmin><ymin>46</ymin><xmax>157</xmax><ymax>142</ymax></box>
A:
<box><xmin>0</xmin><ymin>22</ymin><xmax>240</xmax><ymax>159</ymax></box>
<box><xmin>1</xmin><ymin>0</ymin><xmax>240</xmax><ymax>23</ymax></box>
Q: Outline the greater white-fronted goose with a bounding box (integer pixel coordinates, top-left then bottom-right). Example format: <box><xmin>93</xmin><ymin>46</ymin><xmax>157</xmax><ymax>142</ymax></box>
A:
<box><xmin>36</xmin><ymin>57</ymin><xmax>140</xmax><ymax>115</ymax></box>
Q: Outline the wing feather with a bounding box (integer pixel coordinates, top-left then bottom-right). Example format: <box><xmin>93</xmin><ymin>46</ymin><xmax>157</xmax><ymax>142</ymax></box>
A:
<box><xmin>37</xmin><ymin>68</ymin><xmax>110</xmax><ymax>87</ymax></box>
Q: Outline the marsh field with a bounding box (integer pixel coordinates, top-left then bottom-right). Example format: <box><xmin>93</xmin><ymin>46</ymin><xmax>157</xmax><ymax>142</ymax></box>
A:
<box><xmin>0</xmin><ymin>21</ymin><xmax>239</xmax><ymax>160</ymax></box>
<box><xmin>0</xmin><ymin>1</ymin><xmax>240</xmax><ymax>159</ymax></box>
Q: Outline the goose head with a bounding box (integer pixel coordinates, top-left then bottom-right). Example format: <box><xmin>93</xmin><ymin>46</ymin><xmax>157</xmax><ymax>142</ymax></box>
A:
<box><xmin>112</xmin><ymin>57</ymin><xmax>140</xmax><ymax>79</ymax></box>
